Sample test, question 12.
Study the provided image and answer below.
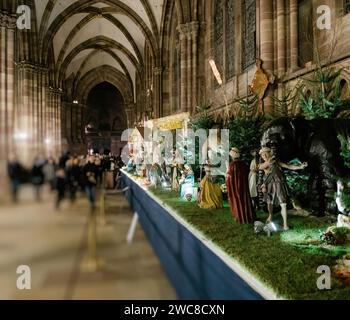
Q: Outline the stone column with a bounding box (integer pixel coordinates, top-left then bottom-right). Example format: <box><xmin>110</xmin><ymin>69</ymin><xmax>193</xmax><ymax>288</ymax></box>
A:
<box><xmin>290</xmin><ymin>0</ymin><xmax>298</xmax><ymax>70</ymax></box>
<box><xmin>45</xmin><ymin>87</ymin><xmax>53</xmax><ymax>156</ymax></box>
<box><xmin>68</xmin><ymin>102</ymin><xmax>74</xmax><ymax>144</ymax></box>
<box><xmin>60</xmin><ymin>101</ymin><xmax>67</xmax><ymax>147</ymax></box>
<box><xmin>57</xmin><ymin>91</ymin><xmax>62</xmax><ymax>156</ymax></box>
<box><xmin>178</xmin><ymin>22</ymin><xmax>200</xmax><ymax>114</ymax></box>
<box><xmin>187</xmin><ymin>26</ymin><xmax>192</xmax><ymax>112</ymax></box>
<box><xmin>0</xmin><ymin>12</ymin><xmax>16</xmax><ymax>190</ymax></box>
<box><xmin>260</xmin><ymin>0</ymin><xmax>274</xmax><ymax>73</ymax></box>
<box><xmin>178</xmin><ymin>24</ymin><xmax>188</xmax><ymax>112</ymax></box>
<box><xmin>0</xmin><ymin>23</ymin><xmax>5</xmax><ymax>159</ymax></box>
<box><xmin>260</xmin><ymin>0</ymin><xmax>274</xmax><ymax>114</ymax></box>
<box><xmin>80</xmin><ymin>105</ymin><xmax>86</xmax><ymax>145</ymax></box>
<box><xmin>46</xmin><ymin>87</ymin><xmax>62</xmax><ymax>157</ymax></box>
<box><xmin>153</xmin><ymin>67</ymin><xmax>163</xmax><ymax>118</ymax></box>
<box><xmin>6</xmin><ymin>19</ymin><xmax>15</xmax><ymax>154</ymax></box>
<box><xmin>39</xmin><ymin>69</ymin><xmax>47</xmax><ymax>153</ymax></box>
<box><xmin>15</xmin><ymin>63</ymin><xmax>50</xmax><ymax>160</ymax></box>
<box><xmin>277</xmin><ymin>0</ymin><xmax>286</xmax><ymax>76</ymax></box>
<box><xmin>16</xmin><ymin>63</ymin><xmax>35</xmax><ymax>164</ymax></box>
<box><xmin>190</xmin><ymin>22</ymin><xmax>199</xmax><ymax>113</ymax></box>
<box><xmin>125</xmin><ymin>106</ymin><xmax>134</xmax><ymax>128</ymax></box>
<box><xmin>76</xmin><ymin>104</ymin><xmax>84</xmax><ymax>143</ymax></box>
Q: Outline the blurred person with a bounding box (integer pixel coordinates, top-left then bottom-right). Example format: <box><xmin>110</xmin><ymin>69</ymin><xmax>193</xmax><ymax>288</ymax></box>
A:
<box><xmin>43</xmin><ymin>157</ymin><xmax>56</xmax><ymax>191</ymax></box>
<box><xmin>7</xmin><ymin>154</ymin><xmax>23</xmax><ymax>203</ymax></box>
<box><xmin>59</xmin><ymin>151</ymin><xmax>70</xmax><ymax>169</ymax></box>
<box><xmin>116</xmin><ymin>153</ymin><xmax>124</xmax><ymax>168</ymax></box>
<box><xmin>31</xmin><ymin>156</ymin><xmax>45</xmax><ymax>201</ymax></box>
<box><xmin>55</xmin><ymin>168</ymin><xmax>66</xmax><ymax>210</ymax></box>
<box><xmin>94</xmin><ymin>155</ymin><xmax>103</xmax><ymax>186</ymax></box>
<box><xmin>78</xmin><ymin>156</ymin><xmax>87</xmax><ymax>191</ymax></box>
<box><xmin>83</xmin><ymin>155</ymin><xmax>98</xmax><ymax>212</ymax></box>
<box><xmin>67</xmin><ymin>156</ymin><xmax>81</xmax><ymax>204</ymax></box>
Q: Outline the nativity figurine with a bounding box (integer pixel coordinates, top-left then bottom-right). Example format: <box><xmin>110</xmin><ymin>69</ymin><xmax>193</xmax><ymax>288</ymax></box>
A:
<box><xmin>258</xmin><ymin>147</ymin><xmax>308</xmax><ymax>230</ymax></box>
<box><xmin>226</xmin><ymin>147</ymin><xmax>256</xmax><ymax>224</ymax></box>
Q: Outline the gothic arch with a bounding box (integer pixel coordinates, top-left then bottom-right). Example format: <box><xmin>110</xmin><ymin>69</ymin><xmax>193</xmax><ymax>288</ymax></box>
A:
<box><xmin>58</xmin><ymin>36</ymin><xmax>141</xmax><ymax>86</ymax></box>
<box><xmin>72</xmin><ymin>48</ymin><xmax>134</xmax><ymax>99</ymax></box>
<box><xmin>40</xmin><ymin>0</ymin><xmax>159</xmax><ymax>65</ymax></box>
<box><xmin>76</xmin><ymin>65</ymin><xmax>134</xmax><ymax>107</ymax></box>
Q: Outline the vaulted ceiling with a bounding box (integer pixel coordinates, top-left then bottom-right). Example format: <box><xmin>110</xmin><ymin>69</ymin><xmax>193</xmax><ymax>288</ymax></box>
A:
<box><xmin>30</xmin><ymin>0</ymin><xmax>166</xmax><ymax>103</ymax></box>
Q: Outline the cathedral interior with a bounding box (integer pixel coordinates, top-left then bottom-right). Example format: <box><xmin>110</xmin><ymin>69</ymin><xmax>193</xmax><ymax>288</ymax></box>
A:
<box><xmin>0</xmin><ymin>0</ymin><xmax>350</xmax><ymax>301</ymax></box>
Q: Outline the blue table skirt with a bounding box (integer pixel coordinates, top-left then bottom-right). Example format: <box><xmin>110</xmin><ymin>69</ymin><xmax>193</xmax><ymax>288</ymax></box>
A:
<box><xmin>121</xmin><ymin>171</ymin><xmax>274</xmax><ymax>300</ymax></box>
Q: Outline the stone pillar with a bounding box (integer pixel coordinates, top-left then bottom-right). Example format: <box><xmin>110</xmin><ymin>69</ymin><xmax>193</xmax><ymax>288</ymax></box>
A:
<box><xmin>45</xmin><ymin>87</ymin><xmax>53</xmax><ymax>156</ymax></box>
<box><xmin>71</xmin><ymin>102</ymin><xmax>77</xmax><ymax>143</ymax></box>
<box><xmin>46</xmin><ymin>87</ymin><xmax>62</xmax><ymax>157</ymax></box>
<box><xmin>15</xmin><ymin>63</ymin><xmax>50</xmax><ymax>162</ymax></box>
<box><xmin>153</xmin><ymin>67</ymin><xmax>163</xmax><ymax>118</ymax></box>
<box><xmin>65</xmin><ymin>102</ymin><xmax>73</xmax><ymax>144</ymax></box>
<box><xmin>260</xmin><ymin>0</ymin><xmax>274</xmax><ymax>73</ymax></box>
<box><xmin>178</xmin><ymin>22</ymin><xmax>200</xmax><ymax>114</ymax></box>
<box><xmin>16</xmin><ymin>64</ymin><xmax>34</xmax><ymax>163</ymax></box>
<box><xmin>260</xmin><ymin>0</ymin><xmax>274</xmax><ymax>114</ymax></box>
<box><xmin>57</xmin><ymin>91</ymin><xmax>62</xmax><ymax>156</ymax></box>
<box><xmin>190</xmin><ymin>22</ymin><xmax>199</xmax><ymax>113</ymax></box>
<box><xmin>61</xmin><ymin>101</ymin><xmax>67</xmax><ymax>144</ymax></box>
<box><xmin>290</xmin><ymin>0</ymin><xmax>298</xmax><ymax>70</ymax></box>
<box><xmin>178</xmin><ymin>24</ymin><xmax>188</xmax><ymax>112</ymax></box>
<box><xmin>125</xmin><ymin>107</ymin><xmax>134</xmax><ymax>128</ymax></box>
<box><xmin>76</xmin><ymin>104</ymin><xmax>84</xmax><ymax>143</ymax></box>
<box><xmin>277</xmin><ymin>0</ymin><xmax>286</xmax><ymax>76</ymax></box>
<box><xmin>0</xmin><ymin>12</ymin><xmax>16</xmax><ymax>193</ymax></box>
<box><xmin>187</xmin><ymin>27</ymin><xmax>192</xmax><ymax>112</ymax></box>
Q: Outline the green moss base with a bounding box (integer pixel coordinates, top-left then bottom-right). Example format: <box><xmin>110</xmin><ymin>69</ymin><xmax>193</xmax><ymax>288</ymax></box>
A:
<box><xmin>149</xmin><ymin>188</ymin><xmax>350</xmax><ymax>300</ymax></box>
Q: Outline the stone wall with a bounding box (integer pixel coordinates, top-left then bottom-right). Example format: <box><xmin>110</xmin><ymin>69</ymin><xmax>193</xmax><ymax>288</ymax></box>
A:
<box><xmin>159</xmin><ymin>0</ymin><xmax>350</xmax><ymax>119</ymax></box>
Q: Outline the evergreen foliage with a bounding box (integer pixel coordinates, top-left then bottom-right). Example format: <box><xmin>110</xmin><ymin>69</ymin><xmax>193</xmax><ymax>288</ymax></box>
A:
<box><xmin>284</xmin><ymin>159</ymin><xmax>310</xmax><ymax>206</ymax></box>
<box><xmin>190</xmin><ymin>104</ymin><xmax>216</xmax><ymax>131</ymax></box>
<box><xmin>271</xmin><ymin>87</ymin><xmax>300</xmax><ymax>118</ymax></box>
<box><xmin>338</xmin><ymin>134</ymin><xmax>350</xmax><ymax>211</ymax></box>
<box><xmin>226</xmin><ymin>117</ymin><xmax>264</xmax><ymax>164</ymax></box>
<box><xmin>299</xmin><ymin>67</ymin><xmax>350</xmax><ymax>119</ymax></box>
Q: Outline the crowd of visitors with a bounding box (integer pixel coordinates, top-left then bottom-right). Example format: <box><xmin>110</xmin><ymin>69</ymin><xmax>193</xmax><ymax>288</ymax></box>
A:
<box><xmin>7</xmin><ymin>151</ymin><xmax>124</xmax><ymax>211</ymax></box>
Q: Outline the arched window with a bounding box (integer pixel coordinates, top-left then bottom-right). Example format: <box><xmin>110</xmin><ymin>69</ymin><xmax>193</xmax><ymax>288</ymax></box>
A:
<box><xmin>242</xmin><ymin>0</ymin><xmax>256</xmax><ymax>70</ymax></box>
<box><xmin>214</xmin><ymin>0</ymin><xmax>224</xmax><ymax>80</ymax></box>
<box><xmin>226</xmin><ymin>0</ymin><xmax>235</xmax><ymax>79</ymax></box>
<box><xmin>213</xmin><ymin>0</ymin><xmax>236</xmax><ymax>83</ymax></box>
<box><xmin>340</xmin><ymin>79</ymin><xmax>349</xmax><ymax>99</ymax></box>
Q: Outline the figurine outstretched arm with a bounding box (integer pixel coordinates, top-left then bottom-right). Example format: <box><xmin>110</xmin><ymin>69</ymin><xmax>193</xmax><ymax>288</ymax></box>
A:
<box><xmin>278</xmin><ymin>161</ymin><xmax>308</xmax><ymax>170</ymax></box>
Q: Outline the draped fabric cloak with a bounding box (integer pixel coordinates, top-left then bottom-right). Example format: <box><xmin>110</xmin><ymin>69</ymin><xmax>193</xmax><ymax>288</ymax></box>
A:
<box><xmin>226</xmin><ymin>160</ymin><xmax>256</xmax><ymax>224</ymax></box>
<box><xmin>198</xmin><ymin>175</ymin><xmax>223</xmax><ymax>209</ymax></box>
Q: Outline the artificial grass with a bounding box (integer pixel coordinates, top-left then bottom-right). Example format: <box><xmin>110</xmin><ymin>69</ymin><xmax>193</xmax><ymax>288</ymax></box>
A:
<box><xmin>148</xmin><ymin>187</ymin><xmax>350</xmax><ymax>300</ymax></box>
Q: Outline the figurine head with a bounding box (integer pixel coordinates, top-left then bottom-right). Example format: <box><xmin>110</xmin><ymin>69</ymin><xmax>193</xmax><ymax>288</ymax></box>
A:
<box><xmin>230</xmin><ymin>147</ymin><xmax>240</xmax><ymax>159</ymax></box>
<box><xmin>259</xmin><ymin>147</ymin><xmax>273</xmax><ymax>161</ymax></box>
<box><xmin>250</xmin><ymin>149</ymin><xmax>258</xmax><ymax>157</ymax></box>
<box><xmin>184</xmin><ymin>164</ymin><xmax>192</xmax><ymax>172</ymax></box>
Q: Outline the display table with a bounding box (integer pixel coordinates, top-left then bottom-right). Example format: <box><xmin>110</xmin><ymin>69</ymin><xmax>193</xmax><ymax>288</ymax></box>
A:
<box><xmin>121</xmin><ymin>170</ymin><xmax>279</xmax><ymax>300</ymax></box>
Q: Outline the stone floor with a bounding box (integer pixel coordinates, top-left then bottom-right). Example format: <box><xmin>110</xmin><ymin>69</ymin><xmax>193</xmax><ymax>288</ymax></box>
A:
<box><xmin>0</xmin><ymin>185</ymin><xmax>177</xmax><ymax>300</ymax></box>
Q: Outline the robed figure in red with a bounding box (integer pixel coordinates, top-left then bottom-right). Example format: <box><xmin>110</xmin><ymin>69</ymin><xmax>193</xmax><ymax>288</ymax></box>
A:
<box><xmin>226</xmin><ymin>148</ymin><xmax>256</xmax><ymax>224</ymax></box>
